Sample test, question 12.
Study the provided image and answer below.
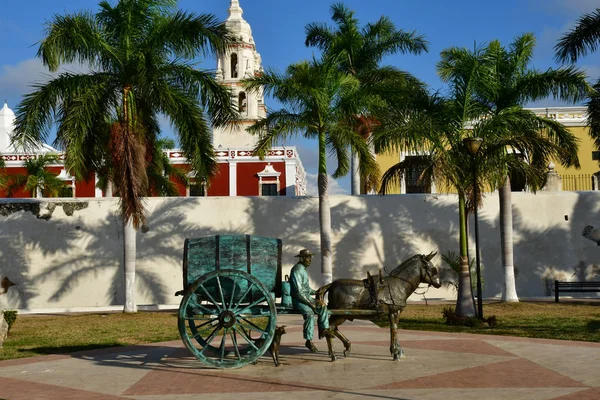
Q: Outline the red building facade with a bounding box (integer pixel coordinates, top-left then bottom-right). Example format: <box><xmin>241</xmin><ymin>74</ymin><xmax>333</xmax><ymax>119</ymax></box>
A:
<box><xmin>0</xmin><ymin>1</ymin><xmax>307</xmax><ymax>199</ymax></box>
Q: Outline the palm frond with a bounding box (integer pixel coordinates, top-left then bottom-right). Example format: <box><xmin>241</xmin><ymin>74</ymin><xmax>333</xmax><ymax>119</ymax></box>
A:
<box><xmin>37</xmin><ymin>12</ymin><xmax>115</xmax><ymax>71</ymax></box>
<box><xmin>555</xmin><ymin>9</ymin><xmax>600</xmax><ymax>63</ymax></box>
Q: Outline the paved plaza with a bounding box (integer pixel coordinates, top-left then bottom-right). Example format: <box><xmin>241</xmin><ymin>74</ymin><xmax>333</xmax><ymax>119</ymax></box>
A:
<box><xmin>1</xmin><ymin>314</ymin><xmax>599</xmax><ymax>400</ymax></box>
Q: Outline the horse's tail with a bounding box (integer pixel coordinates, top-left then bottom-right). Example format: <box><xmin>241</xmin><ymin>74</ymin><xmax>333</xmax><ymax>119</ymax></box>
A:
<box><xmin>316</xmin><ymin>283</ymin><xmax>333</xmax><ymax>305</ymax></box>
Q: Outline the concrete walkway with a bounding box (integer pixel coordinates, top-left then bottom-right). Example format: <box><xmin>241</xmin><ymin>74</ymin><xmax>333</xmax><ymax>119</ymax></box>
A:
<box><xmin>1</xmin><ymin>314</ymin><xmax>599</xmax><ymax>400</ymax></box>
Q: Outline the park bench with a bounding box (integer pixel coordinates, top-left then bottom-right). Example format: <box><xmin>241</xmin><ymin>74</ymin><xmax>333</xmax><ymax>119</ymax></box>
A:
<box><xmin>554</xmin><ymin>280</ymin><xmax>600</xmax><ymax>303</ymax></box>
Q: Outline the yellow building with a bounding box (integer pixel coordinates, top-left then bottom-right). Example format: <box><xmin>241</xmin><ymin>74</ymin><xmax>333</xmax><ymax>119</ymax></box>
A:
<box><xmin>371</xmin><ymin>106</ymin><xmax>600</xmax><ymax>194</ymax></box>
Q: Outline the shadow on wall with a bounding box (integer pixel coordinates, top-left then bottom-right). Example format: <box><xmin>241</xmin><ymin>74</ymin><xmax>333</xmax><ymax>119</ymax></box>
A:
<box><xmin>483</xmin><ymin>191</ymin><xmax>600</xmax><ymax>298</ymax></box>
<box><xmin>3</xmin><ymin>191</ymin><xmax>598</xmax><ymax>310</ymax></box>
<box><xmin>0</xmin><ymin>195</ymin><xmax>466</xmax><ymax>309</ymax></box>
<box><xmin>244</xmin><ymin>195</ymin><xmax>460</xmax><ymax>287</ymax></box>
<box><xmin>1</xmin><ymin>200</ymin><xmax>174</xmax><ymax>308</ymax></box>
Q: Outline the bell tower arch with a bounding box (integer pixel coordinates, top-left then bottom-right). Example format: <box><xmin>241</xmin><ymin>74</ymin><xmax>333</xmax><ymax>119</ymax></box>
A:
<box><xmin>213</xmin><ymin>0</ymin><xmax>266</xmax><ymax>149</ymax></box>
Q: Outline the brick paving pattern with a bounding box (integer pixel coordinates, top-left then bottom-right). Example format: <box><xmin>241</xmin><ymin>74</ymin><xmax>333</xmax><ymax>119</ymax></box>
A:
<box><xmin>0</xmin><ymin>315</ymin><xmax>598</xmax><ymax>400</ymax></box>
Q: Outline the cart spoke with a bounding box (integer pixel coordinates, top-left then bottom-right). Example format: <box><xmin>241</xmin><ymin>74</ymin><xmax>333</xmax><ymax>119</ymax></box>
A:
<box><xmin>219</xmin><ymin>328</ymin><xmax>228</xmax><ymax>362</ymax></box>
<box><xmin>233</xmin><ymin>325</ymin><xmax>259</xmax><ymax>351</ymax></box>
<box><xmin>190</xmin><ymin>303</ymin><xmax>219</xmax><ymax>316</ymax></box>
<box><xmin>230</xmin><ymin>330</ymin><xmax>242</xmax><ymax>360</ymax></box>
<box><xmin>186</xmin><ymin>318</ymin><xmax>215</xmax><ymax>331</ymax></box>
<box><xmin>198</xmin><ymin>325</ymin><xmax>221</xmax><ymax>355</ymax></box>
<box><xmin>198</xmin><ymin>283</ymin><xmax>222</xmax><ymax>313</ymax></box>
<box><xmin>230</xmin><ymin>284</ymin><xmax>252</xmax><ymax>313</ymax></box>
<box><xmin>239</xmin><ymin>316</ymin><xmax>269</xmax><ymax>336</ymax></box>
<box><xmin>216</xmin><ymin>276</ymin><xmax>226</xmax><ymax>310</ymax></box>
<box><xmin>235</xmin><ymin>295</ymin><xmax>267</xmax><ymax>316</ymax></box>
<box><xmin>228</xmin><ymin>279</ymin><xmax>237</xmax><ymax>310</ymax></box>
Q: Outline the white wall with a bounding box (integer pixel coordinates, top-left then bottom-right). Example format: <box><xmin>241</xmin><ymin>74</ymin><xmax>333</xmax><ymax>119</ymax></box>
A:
<box><xmin>1</xmin><ymin>192</ymin><xmax>599</xmax><ymax>312</ymax></box>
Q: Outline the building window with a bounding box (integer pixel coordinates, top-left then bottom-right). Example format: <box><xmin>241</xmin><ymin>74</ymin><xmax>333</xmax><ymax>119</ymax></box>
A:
<box><xmin>404</xmin><ymin>156</ymin><xmax>430</xmax><ymax>193</ymax></box>
<box><xmin>58</xmin><ymin>186</ymin><xmax>74</xmax><ymax>198</ymax></box>
<box><xmin>238</xmin><ymin>92</ymin><xmax>247</xmax><ymax>115</ymax></box>
<box><xmin>261</xmin><ymin>183</ymin><xmax>278</xmax><ymax>196</ymax></box>
<box><xmin>231</xmin><ymin>53</ymin><xmax>238</xmax><ymax>78</ymax></box>
<box><xmin>187</xmin><ymin>180</ymin><xmax>206</xmax><ymax>197</ymax></box>
<box><xmin>257</xmin><ymin>163</ymin><xmax>281</xmax><ymax>196</ymax></box>
<box><xmin>592</xmin><ymin>151</ymin><xmax>600</xmax><ymax>161</ymax></box>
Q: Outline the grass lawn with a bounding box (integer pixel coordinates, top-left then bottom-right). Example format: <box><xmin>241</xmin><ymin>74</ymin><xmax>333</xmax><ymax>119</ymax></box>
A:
<box><xmin>1</xmin><ymin>301</ymin><xmax>599</xmax><ymax>361</ymax></box>
<box><xmin>399</xmin><ymin>301</ymin><xmax>600</xmax><ymax>342</ymax></box>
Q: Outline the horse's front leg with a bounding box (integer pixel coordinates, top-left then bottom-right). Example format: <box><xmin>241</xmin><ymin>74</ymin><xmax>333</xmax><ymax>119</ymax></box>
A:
<box><xmin>389</xmin><ymin>311</ymin><xmax>404</xmax><ymax>361</ymax></box>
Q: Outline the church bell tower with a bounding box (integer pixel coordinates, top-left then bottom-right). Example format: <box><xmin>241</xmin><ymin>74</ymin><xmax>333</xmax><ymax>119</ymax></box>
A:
<box><xmin>212</xmin><ymin>0</ymin><xmax>266</xmax><ymax>149</ymax></box>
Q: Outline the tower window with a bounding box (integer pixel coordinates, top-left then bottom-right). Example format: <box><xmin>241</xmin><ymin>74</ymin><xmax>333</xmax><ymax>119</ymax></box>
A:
<box><xmin>231</xmin><ymin>53</ymin><xmax>238</xmax><ymax>78</ymax></box>
<box><xmin>238</xmin><ymin>92</ymin><xmax>247</xmax><ymax>115</ymax></box>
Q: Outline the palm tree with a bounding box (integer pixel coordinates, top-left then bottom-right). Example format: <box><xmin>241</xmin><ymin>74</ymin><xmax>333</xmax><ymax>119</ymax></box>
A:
<box><xmin>481</xmin><ymin>34</ymin><xmax>588</xmax><ymax>302</ymax></box>
<box><xmin>12</xmin><ymin>0</ymin><xmax>237</xmax><ymax>312</ymax></box>
<box><xmin>379</xmin><ymin>42</ymin><xmax>586</xmax><ymax>316</ymax></box>
<box><xmin>555</xmin><ymin>9</ymin><xmax>600</xmax><ymax>155</ymax></box>
<box><xmin>6</xmin><ymin>154</ymin><xmax>67</xmax><ymax>198</ymax></box>
<box><xmin>305</xmin><ymin>2</ymin><xmax>428</xmax><ymax>194</ymax></box>
<box><xmin>146</xmin><ymin>137</ymin><xmax>189</xmax><ymax>196</ymax></box>
<box><xmin>244</xmin><ymin>56</ymin><xmax>378</xmax><ymax>285</ymax></box>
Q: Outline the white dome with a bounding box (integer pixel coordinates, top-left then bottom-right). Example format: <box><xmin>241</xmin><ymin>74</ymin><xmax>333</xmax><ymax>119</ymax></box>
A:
<box><xmin>0</xmin><ymin>102</ymin><xmax>15</xmax><ymax>118</ymax></box>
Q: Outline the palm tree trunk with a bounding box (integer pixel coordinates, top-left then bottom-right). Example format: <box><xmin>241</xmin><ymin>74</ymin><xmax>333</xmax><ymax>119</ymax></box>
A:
<box><xmin>456</xmin><ymin>194</ymin><xmax>476</xmax><ymax>316</ymax></box>
<box><xmin>500</xmin><ymin>176</ymin><xmax>518</xmax><ymax>302</ymax></box>
<box><xmin>318</xmin><ymin>131</ymin><xmax>333</xmax><ymax>286</ymax></box>
<box><xmin>123</xmin><ymin>218</ymin><xmax>137</xmax><ymax>313</ymax></box>
<box><xmin>106</xmin><ymin>180</ymin><xmax>113</xmax><ymax>197</ymax></box>
<box><xmin>351</xmin><ymin>150</ymin><xmax>360</xmax><ymax>195</ymax></box>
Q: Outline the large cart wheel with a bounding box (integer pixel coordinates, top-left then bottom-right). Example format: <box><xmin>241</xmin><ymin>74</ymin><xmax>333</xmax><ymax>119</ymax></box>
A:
<box><xmin>178</xmin><ymin>269</ymin><xmax>277</xmax><ymax>369</ymax></box>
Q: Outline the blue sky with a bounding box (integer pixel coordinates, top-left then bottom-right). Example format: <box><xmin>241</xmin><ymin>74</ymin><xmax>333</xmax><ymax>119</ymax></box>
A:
<box><xmin>1</xmin><ymin>0</ymin><xmax>600</xmax><ymax>194</ymax></box>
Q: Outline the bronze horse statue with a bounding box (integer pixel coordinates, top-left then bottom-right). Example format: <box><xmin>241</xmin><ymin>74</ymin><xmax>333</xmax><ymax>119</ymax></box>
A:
<box><xmin>317</xmin><ymin>252</ymin><xmax>441</xmax><ymax>361</ymax></box>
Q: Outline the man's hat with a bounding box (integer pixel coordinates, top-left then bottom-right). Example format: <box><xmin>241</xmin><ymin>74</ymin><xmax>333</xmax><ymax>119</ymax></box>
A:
<box><xmin>294</xmin><ymin>249</ymin><xmax>314</xmax><ymax>258</ymax></box>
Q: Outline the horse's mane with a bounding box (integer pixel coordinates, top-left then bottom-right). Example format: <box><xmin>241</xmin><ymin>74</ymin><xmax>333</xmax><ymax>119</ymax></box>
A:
<box><xmin>388</xmin><ymin>254</ymin><xmax>423</xmax><ymax>277</ymax></box>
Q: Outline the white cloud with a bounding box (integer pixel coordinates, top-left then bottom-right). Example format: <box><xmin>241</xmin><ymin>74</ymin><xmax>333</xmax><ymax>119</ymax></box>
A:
<box><xmin>0</xmin><ymin>58</ymin><xmax>89</xmax><ymax>107</ymax></box>
<box><xmin>305</xmin><ymin>172</ymin><xmax>349</xmax><ymax>197</ymax></box>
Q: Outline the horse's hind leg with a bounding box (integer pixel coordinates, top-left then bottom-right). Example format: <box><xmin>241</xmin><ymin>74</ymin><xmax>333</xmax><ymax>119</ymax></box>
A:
<box><xmin>325</xmin><ymin>316</ymin><xmax>347</xmax><ymax>362</ymax></box>
<box><xmin>389</xmin><ymin>311</ymin><xmax>404</xmax><ymax>361</ymax></box>
<box><xmin>332</xmin><ymin>327</ymin><xmax>351</xmax><ymax>358</ymax></box>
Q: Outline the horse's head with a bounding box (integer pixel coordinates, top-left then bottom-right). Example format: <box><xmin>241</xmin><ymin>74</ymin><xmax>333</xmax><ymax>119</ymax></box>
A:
<box><xmin>420</xmin><ymin>251</ymin><xmax>441</xmax><ymax>288</ymax></box>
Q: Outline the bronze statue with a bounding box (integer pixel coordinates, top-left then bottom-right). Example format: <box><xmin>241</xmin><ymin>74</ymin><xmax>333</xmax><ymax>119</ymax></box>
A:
<box><xmin>289</xmin><ymin>249</ymin><xmax>329</xmax><ymax>352</ymax></box>
<box><xmin>316</xmin><ymin>252</ymin><xmax>441</xmax><ymax>361</ymax></box>
<box><xmin>253</xmin><ymin>325</ymin><xmax>287</xmax><ymax>367</ymax></box>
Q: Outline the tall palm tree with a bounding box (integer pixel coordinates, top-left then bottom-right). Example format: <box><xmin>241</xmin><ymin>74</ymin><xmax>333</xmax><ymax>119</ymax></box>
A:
<box><xmin>379</xmin><ymin>43</ymin><xmax>586</xmax><ymax>315</ymax></box>
<box><xmin>6</xmin><ymin>154</ymin><xmax>67</xmax><ymax>198</ymax></box>
<box><xmin>482</xmin><ymin>34</ymin><xmax>588</xmax><ymax>302</ymax></box>
<box><xmin>305</xmin><ymin>2</ymin><xmax>428</xmax><ymax>194</ymax></box>
<box><xmin>555</xmin><ymin>9</ymin><xmax>600</xmax><ymax>155</ymax></box>
<box><xmin>244</xmin><ymin>56</ymin><xmax>378</xmax><ymax>285</ymax></box>
<box><xmin>12</xmin><ymin>0</ymin><xmax>237</xmax><ymax>312</ymax></box>
<box><xmin>95</xmin><ymin>136</ymin><xmax>188</xmax><ymax>197</ymax></box>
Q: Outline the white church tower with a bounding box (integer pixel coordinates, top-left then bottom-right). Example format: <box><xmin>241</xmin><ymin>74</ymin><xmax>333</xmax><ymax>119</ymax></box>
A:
<box><xmin>212</xmin><ymin>0</ymin><xmax>266</xmax><ymax>149</ymax></box>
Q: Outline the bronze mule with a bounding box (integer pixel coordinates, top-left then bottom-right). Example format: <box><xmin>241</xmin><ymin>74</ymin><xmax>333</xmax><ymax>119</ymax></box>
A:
<box><xmin>317</xmin><ymin>252</ymin><xmax>441</xmax><ymax>361</ymax></box>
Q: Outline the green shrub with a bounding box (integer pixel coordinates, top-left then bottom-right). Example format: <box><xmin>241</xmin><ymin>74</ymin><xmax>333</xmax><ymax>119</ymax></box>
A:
<box><xmin>3</xmin><ymin>310</ymin><xmax>17</xmax><ymax>335</ymax></box>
